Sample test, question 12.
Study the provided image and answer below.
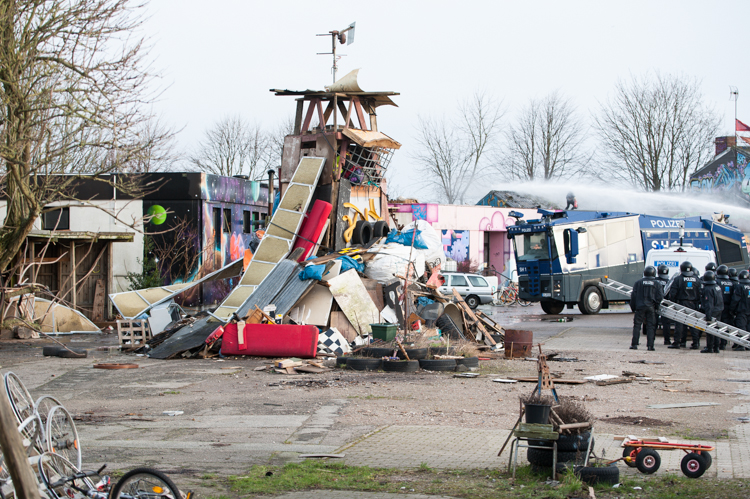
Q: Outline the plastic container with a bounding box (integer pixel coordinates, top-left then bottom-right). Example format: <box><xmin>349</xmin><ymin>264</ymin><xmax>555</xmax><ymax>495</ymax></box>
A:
<box><xmin>370</xmin><ymin>323</ymin><xmax>397</xmax><ymax>342</ymax></box>
<box><xmin>524</xmin><ymin>403</ymin><xmax>551</xmax><ymax>424</ymax></box>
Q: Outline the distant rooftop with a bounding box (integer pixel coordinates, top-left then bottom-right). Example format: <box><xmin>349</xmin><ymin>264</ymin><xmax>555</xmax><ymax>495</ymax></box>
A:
<box><xmin>477</xmin><ymin>190</ymin><xmax>560</xmax><ymax>210</ymax></box>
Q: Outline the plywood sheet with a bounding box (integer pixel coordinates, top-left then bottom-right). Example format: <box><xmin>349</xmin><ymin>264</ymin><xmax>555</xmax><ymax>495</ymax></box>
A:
<box><xmin>330</xmin><ymin>311</ymin><xmax>358</xmax><ymax>342</ymax></box>
<box><xmin>289</xmin><ymin>284</ymin><xmax>333</xmax><ymax>326</ymax></box>
<box><xmin>361</xmin><ymin>278</ymin><xmax>385</xmax><ymax>311</ymax></box>
<box><xmin>328</xmin><ymin>269</ymin><xmax>380</xmax><ymax>335</ymax></box>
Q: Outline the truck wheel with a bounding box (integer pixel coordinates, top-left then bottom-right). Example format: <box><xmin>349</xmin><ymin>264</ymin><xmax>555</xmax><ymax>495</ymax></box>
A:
<box><xmin>541</xmin><ymin>301</ymin><xmax>564</xmax><ymax>315</ymax></box>
<box><xmin>579</xmin><ymin>287</ymin><xmax>602</xmax><ymax>315</ymax></box>
<box><xmin>465</xmin><ymin>295</ymin><xmax>479</xmax><ymax>309</ymax></box>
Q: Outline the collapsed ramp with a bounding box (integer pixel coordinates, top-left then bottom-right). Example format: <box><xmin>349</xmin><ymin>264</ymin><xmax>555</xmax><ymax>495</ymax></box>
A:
<box><xmin>600</xmin><ymin>278</ymin><xmax>750</xmax><ymax>350</ymax></box>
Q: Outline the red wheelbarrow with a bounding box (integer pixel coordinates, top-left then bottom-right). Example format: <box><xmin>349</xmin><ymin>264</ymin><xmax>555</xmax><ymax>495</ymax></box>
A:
<box><xmin>621</xmin><ymin>439</ymin><xmax>714</xmax><ymax>478</ymax></box>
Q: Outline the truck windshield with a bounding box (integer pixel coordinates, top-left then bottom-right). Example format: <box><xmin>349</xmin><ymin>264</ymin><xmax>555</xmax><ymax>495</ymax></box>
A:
<box><xmin>514</xmin><ymin>232</ymin><xmax>556</xmax><ymax>261</ymax></box>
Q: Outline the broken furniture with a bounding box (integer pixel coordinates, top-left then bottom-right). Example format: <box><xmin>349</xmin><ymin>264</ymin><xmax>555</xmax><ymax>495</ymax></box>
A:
<box><xmin>507</xmin><ymin>423</ymin><xmax>559</xmax><ymax>479</ymax></box>
<box><xmin>117</xmin><ymin>319</ymin><xmax>151</xmax><ymax>349</ymax></box>
<box><xmin>221</xmin><ymin>323</ymin><xmax>319</xmax><ymax>358</ymax></box>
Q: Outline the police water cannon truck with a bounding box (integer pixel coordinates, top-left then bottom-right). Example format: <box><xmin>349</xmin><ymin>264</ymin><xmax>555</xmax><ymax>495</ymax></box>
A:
<box><xmin>506</xmin><ymin>210</ymin><xmax>748</xmax><ymax>315</ymax></box>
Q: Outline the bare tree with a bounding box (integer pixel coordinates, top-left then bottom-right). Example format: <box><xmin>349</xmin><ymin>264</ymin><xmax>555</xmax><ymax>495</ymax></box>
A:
<box><xmin>266</xmin><ymin>116</ymin><xmax>295</xmax><ymax>169</ymax></box>
<box><xmin>123</xmin><ymin>117</ymin><xmax>181</xmax><ymax>173</ymax></box>
<box><xmin>594</xmin><ymin>73</ymin><xmax>720</xmax><ymax>191</ymax></box>
<box><xmin>413</xmin><ymin>92</ymin><xmax>504</xmax><ymax>204</ymax></box>
<box><xmin>190</xmin><ymin>115</ymin><xmax>271</xmax><ymax>179</ymax></box>
<box><xmin>502</xmin><ymin>91</ymin><xmax>588</xmax><ymax>181</ymax></box>
<box><xmin>0</xmin><ymin>0</ymin><xmax>162</xmax><ymax>273</ymax></box>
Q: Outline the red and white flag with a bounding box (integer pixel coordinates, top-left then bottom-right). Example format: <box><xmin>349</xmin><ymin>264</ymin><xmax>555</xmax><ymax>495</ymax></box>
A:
<box><xmin>736</xmin><ymin>119</ymin><xmax>750</xmax><ymax>132</ymax></box>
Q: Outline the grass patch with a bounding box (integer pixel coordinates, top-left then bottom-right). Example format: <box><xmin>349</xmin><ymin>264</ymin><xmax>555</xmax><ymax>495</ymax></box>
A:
<box><xmin>225</xmin><ymin>460</ymin><xmax>750</xmax><ymax>499</ymax></box>
<box><xmin>161</xmin><ymin>391</ymin><xmax>180</xmax><ymax>395</ymax></box>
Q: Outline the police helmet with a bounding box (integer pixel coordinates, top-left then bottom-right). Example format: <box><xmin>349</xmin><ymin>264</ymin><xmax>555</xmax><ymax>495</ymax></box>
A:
<box><xmin>729</xmin><ymin>268</ymin><xmax>739</xmax><ymax>279</ymax></box>
<box><xmin>643</xmin><ymin>266</ymin><xmax>656</xmax><ymax>278</ymax></box>
<box><xmin>705</xmin><ymin>262</ymin><xmax>717</xmax><ymax>271</ymax></box>
<box><xmin>680</xmin><ymin>261</ymin><xmax>693</xmax><ymax>273</ymax></box>
<box><xmin>657</xmin><ymin>264</ymin><xmax>670</xmax><ymax>277</ymax></box>
<box><xmin>703</xmin><ymin>270</ymin><xmax>716</xmax><ymax>283</ymax></box>
<box><xmin>717</xmin><ymin>265</ymin><xmax>729</xmax><ymax>278</ymax></box>
<box><xmin>740</xmin><ymin>270</ymin><xmax>750</xmax><ymax>281</ymax></box>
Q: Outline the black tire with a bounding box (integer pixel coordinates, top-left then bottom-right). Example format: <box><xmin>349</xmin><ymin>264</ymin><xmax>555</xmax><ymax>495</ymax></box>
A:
<box><xmin>428</xmin><ymin>347</ymin><xmax>456</xmax><ymax>357</ymax></box>
<box><xmin>526</xmin><ymin>448</ymin><xmax>586</xmax><ymax>467</ymax></box>
<box><xmin>531</xmin><ymin>434</ymin><xmax>594</xmax><ymax>452</ymax></box>
<box><xmin>622</xmin><ymin>446</ymin><xmax>637</xmax><ymax>467</ymax></box>
<box><xmin>681</xmin><ymin>452</ymin><xmax>707</xmax><ymax>478</ymax></box>
<box><xmin>352</xmin><ymin>221</ymin><xmax>372</xmax><ymax>245</ymax></box>
<box><xmin>456</xmin><ymin>357</ymin><xmax>479</xmax><ymax>368</ymax></box>
<box><xmin>346</xmin><ymin>358</ymin><xmax>383</xmax><ymax>371</ymax></box>
<box><xmin>436</xmin><ymin>315</ymin><xmax>463</xmax><ymax>340</ymax></box>
<box><xmin>396</xmin><ymin>348</ymin><xmax>428</xmax><ymax>360</ymax></box>
<box><xmin>465</xmin><ymin>295</ymin><xmax>479</xmax><ymax>309</ymax></box>
<box><xmin>701</xmin><ymin>451</ymin><xmax>712</xmax><ymax>469</ymax></box>
<box><xmin>42</xmin><ymin>346</ymin><xmax>87</xmax><ymax>358</ymax></box>
<box><xmin>540</xmin><ymin>301</ymin><xmax>565</xmax><ymax>315</ymax></box>
<box><xmin>636</xmin><ymin>448</ymin><xmax>661</xmax><ymax>474</ymax></box>
<box><xmin>579</xmin><ymin>286</ymin><xmax>603</xmax><ymax>315</ymax></box>
<box><xmin>335</xmin><ymin>357</ymin><xmax>348</xmax><ymax>368</ymax></box>
<box><xmin>418</xmin><ymin>359</ymin><xmax>457</xmax><ymax>371</ymax></box>
<box><xmin>360</xmin><ymin>347</ymin><xmax>396</xmax><ymax>358</ymax></box>
<box><xmin>110</xmin><ymin>467</ymin><xmax>180</xmax><ymax>499</ymax></box>
<box><xmin>382</xmin><ymin>360</ymin><xmax>419</xmax><ymax>372</ymax></box>
<box><xmin>372</xmin><ymin>220</ymin><xmax>390</xmax><ymax>239</ymax></box>
<box><xmin>575</xmin><ymin>464</ymin><xmax>620</xmax><ymax>486</ymax></box>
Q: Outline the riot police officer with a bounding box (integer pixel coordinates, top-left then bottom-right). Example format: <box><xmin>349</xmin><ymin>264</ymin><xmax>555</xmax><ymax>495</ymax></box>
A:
<box><xmin>731</xmin><ymin>270</ymin><xmax>750</xmax><ymax>350</ymax></box>
<box><xmin>701</xmin><ymin>270</ymin><xmax>724</xmax><ymax>353</ymax></box>
<box><xmin>656</xmin><ymin>265</ymin><xmax>673</xmax><ymax>345</ymax></box>
<box><xmin>631</xmin><ymin>266</ymin><xmax>664</xmax><ymax>351</ymax></box>
<box><xmin>667</xmin><ymin>261</ymin><xmax>701</xmax><ymax>349</ymax></box>
<box><xmin>716</xmin><ymin>265</ymin><xmax>735</xmax><ymax>350</ymax></box>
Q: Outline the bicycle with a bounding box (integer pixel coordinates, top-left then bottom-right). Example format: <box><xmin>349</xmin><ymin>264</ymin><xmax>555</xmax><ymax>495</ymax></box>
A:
<box><xmin>488</xmin><ymin>267</ymin><xmax>531</xmax><ymax>307</ymax></box>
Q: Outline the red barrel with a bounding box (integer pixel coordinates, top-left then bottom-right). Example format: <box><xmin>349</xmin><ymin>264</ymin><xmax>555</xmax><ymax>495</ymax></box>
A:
<box><xmin>504</xmin><ymin>329</ymin><xmax>533</xmax><ymax>359</ymax></box>
<box><xmin>221</xmin><ymin>323</ymin><xmax>319</xmax><ymax>358</ymax></box>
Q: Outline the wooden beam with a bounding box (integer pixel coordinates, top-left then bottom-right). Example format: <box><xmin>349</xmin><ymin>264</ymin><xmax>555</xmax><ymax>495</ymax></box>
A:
<box><xmin>71</xmin><ymin>242</ymin><xmax>77</xmax><ymax>309</ymax></box>
<box><xmin>300</xmin><ymin>99</ymin><xmax>317</xmax><ymax>133</ymax></box>
<box><xmin>353</xmin><ymin>97</ymin><xmax>368</xmax><ymax>131</ymax></box>
<box><xmin>294</xmin><ymin>99</ymin><xmax>304</xmax><ymax>135</ymax></box>
<box><xmin>0</xmin><ymin>393</ymin><xmax>41</xmax><ymax>499</ymax></box>
<box><xmin>322</xmin><ymin>100</ymin><xmax>335</xmax><ymax>126</ymax></box>
<box><xmin>316</xmin><ymin>99</ymin><xmax>325</xmax><ymax>130</ymax></box>
<box><xmin>337</xmin><ymin>101</ymin><xmax>350</xmax><ymax>127</ymax></box>
<box><xmin>344</xmin><ymin>99</ymin><xmax>354</xmax><ymax>130</ymax></box>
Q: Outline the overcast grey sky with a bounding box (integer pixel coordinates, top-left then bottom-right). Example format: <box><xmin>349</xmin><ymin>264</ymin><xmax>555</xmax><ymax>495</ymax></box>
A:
<box><xmin>143</xmin><ymin>0</ymin><xmax>750</xmax><ymax>202</ymax></box>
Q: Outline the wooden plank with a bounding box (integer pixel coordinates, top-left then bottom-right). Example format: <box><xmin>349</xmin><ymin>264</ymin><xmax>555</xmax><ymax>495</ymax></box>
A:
<box><xmin>595</xmin><ymin>378</ymin><xmax>633</xmax><ymax>386</ymax></box>
<box><xmin>275</xmin><ymin>359</ymin><xmax>304</xmax><ymax>368</ymax></box>
<box><xmin>646</xmin><ymin>402</ymin><xmax>719</xmax><ymax>409</ymax></box>
<box><xmin>330</xmin><ymin>311</ymin><xmax>358</xmax><ymax>342</ymax></box>
<box><xmin>451</xmin><ymin>289</ymin><xmax>494</xmax><ymax>345</ymax></box>
<box><xmin>92</xmin><ymin>279</ymin><xmax>105</xmax><ymax>322</ymax></box>
<box><xmin>361</xmin><ymin>278</ymin><xmax>385</xmax><ymax>311</ymax></box>
<box><xmin>509</xmin><ymin>377</ymin><xmax>587</xmax><ymax>384</ymax></box>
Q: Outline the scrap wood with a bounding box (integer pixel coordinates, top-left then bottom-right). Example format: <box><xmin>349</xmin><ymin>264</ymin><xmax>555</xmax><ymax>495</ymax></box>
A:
<box><xmin>295</xmin><ymin>365</ymin><xmax>329</xmax><ymax>374</ymax></box>
<box><xmin>629</xmin><ymin>360</ymin><xmax>666</xmax><ymax>365</ymax></box>
<box><xmin>595</xmin><ymin>377</ymin><xmax>633</xmax><ymax>386</ymax></box>
<box><xmin>275</xmin><ymin>359</ymin><xmax>304</xmax><ymax>368</ymax></box>
<box><xmin>451</xmin><ymin>289</ymin><xmax>495</xmax><ymax>346</ymax></box>
<box><xmin>646</xmin><ymin>402</ymin><xmax>719</xmax><ymax>409</ymax></box>
<box><xmin>509</xmin><ymin>377</ymin><xmax>587</xmax><ymax>384</ymax></box>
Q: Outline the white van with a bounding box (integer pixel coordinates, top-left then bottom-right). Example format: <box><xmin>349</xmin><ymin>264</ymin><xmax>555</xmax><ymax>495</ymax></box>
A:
<box><xmin>645</xmin><ymin>244</ymin><xmax>716</xmax><ymax>279</ymax></box>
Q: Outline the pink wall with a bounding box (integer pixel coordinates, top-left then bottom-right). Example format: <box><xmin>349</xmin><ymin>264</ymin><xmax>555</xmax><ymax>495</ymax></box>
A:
<box><xmin>390</xmin><ymin>203</ymin><xmax>538</xmax><ymax>274</ymax></box>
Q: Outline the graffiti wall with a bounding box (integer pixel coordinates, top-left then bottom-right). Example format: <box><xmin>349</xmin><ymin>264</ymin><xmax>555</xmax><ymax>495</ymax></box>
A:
<box><xmin>143</xmin><ymin>173</ymin><xmax>268</xmax><ymax>307</ymax></box>
<box><xmin>689</xmin><ymin>149</ymin><xmax>750</xmax><ymax>203</ymax></box>
<box><xmin>390</xmin><ymin>203</ymin><xmax>538</xmax><ymax>276</ymax></box>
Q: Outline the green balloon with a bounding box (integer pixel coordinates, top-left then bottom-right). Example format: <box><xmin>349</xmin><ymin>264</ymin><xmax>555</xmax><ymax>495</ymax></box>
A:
<box><xmin>148</xmin><ymin>205</ymin><xmax>167</xmax><ymax>225</ymax></box>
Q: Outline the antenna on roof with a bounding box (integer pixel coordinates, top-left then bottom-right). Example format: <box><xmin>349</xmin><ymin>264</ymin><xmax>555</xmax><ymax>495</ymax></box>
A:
<box><xmin>317</xmin><ymin>22</ymin><xmax>356</xmax><ymax>84</ymax></box>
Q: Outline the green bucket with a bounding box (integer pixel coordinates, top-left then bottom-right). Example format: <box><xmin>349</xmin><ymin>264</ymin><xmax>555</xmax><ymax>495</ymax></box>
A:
<box><xmin>370</xmin><ymin>323</ymin><xmax>397</xmax><ymax>342</ymax></box>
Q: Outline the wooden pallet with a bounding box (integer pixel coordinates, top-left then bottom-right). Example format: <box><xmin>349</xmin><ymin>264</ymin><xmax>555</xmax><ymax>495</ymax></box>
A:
<box><xmin>116</xmin><ymin>320</ymin><xmax>151</xmax><ymax>347</ymax></box>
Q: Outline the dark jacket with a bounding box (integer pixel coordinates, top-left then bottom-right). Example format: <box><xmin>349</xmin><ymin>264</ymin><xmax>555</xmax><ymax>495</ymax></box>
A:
<box><xmin>632</xmin><ymin>276</ymin><xmax>664</xmax><ymax>310</ymax></box>
<box><xmin>731</xmin><ymin>279</ymin><xmax>750</xmax><ymax>315</ymax></box>
<box><xmin>668</xmin><ymin>272</ymin><xmax>700</xmax><ymax>303</ymax></box>
<box><xmin>701</xmin><ymin>279</ymin><xmax>725</xmax><ymax>322</ymax></box>
<box><xmin>717</xmin><ymin>277</ymin><xmax>734</xmax><ymax>307</ymax></box>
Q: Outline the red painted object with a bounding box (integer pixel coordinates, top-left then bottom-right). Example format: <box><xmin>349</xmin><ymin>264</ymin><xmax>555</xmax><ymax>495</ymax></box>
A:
<box><xmin>220</xmin><ymin>323</ymin><xmax>319</xmax><ymax>358</ymax></box>
<box><xmin>292</xmin><ymin>200</ymin><xmax>332</xmax><ymax>261</ymax></box>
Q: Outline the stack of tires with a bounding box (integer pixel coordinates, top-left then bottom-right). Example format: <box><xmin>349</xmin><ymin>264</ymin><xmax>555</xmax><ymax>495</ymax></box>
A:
<box><xmin>351</xmin><ymin>220</ymin><xmax>390</xmax><ymax>245</ymax></box>
<box><xmin>527</xmin><ymin>431</ymin><xmax>595</xmax><ymax>469</ymax></box>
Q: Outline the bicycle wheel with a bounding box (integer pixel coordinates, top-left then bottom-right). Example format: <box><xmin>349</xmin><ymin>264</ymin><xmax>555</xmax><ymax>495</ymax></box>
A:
<box><xmin>35</xmin><ymin>395</ymin><xmax>64</xmax><ymax>427</ymax></box>
<box><xmin>110</xmin><ymin>467</ymin><xmax>181</xmax><ymax>499</ymax></box>
<box><xmin>517</xmin><ymin>297</ymin><xmax>532</xmax><ymax>307</ymax></box>
<box><xmin>499</xmin><ymin>290</ymin><xmax>514</xmax><ymax>306</ymax></box>
<box><xmin>38</xmin><ymin>452</ymin><xmax>94</xmax><ymax>499</ymax></box>
<box><xmin>46</xmin><ymin>405</ymin><xmax>81</xmax><ymax>470</ymax></box>
<box><xmin>4</xmin><ymin>372</ymin><xmax>35</xmax><ymax>423</ymax></box>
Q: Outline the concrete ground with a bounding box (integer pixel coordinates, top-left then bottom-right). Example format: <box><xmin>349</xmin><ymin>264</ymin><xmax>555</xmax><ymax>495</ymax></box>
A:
<box><xmin>1</xmin><ymin>302</ymin><xmax>749</xmax><ymax>498</ymax></box>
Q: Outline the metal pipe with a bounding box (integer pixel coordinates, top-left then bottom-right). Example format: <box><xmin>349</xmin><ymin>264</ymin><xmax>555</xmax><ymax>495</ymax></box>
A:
<box><xmin>267</xmin><ymin>169</ymin><xmax>275</xmax><ymax>226</ymax></box>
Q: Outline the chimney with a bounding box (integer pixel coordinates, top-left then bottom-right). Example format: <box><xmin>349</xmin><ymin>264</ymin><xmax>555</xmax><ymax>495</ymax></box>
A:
<box><xmin>715</xmin><ymin>136</ymin><xmax>736</xmax><ymax>155</ymax></box>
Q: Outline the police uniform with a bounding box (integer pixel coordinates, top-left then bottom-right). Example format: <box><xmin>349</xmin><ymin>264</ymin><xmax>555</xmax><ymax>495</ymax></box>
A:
<box><xmin>631</xmin><ymin>267</ymin><xmax>663</xmax><ymax>351</ymax></box>
<box><xmin>667</xmin><ymin>262</ymin><xmax>701</xmax><ymax>349</ymax></box>
<box><xmin>657</xmin><ymin>265</ymin><xmax>673</xmax><ymax>345</ymax></box>
<box><xmin>716</xmin><ymin>266</ymin><xmax>735</xmax><ymax>350</ymax></box>
<box><xmin>700</xmin><ymin>271</ymin><xmax>724</xmax><ymax>353</ymax></box>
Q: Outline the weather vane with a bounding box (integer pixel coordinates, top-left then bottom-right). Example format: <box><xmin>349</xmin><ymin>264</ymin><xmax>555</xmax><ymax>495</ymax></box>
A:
<box><xmin>317</xmin><ymin>22</ymin><xmax>356</xmax><ymax>84</ymax></box>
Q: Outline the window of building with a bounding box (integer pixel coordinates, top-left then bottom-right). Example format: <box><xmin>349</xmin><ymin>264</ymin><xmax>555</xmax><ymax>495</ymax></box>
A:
<box><xmin>213</xmin><ymin>208</ymin><xmax>221</xmax><ymax>250</ymax></box>
<box><xmin>252</xmin><ymin>211</ymin><xmax>262</xmax><ymax>229</ymax></box>
<box><xmin>42</xmin><ymin>207</ymin><xmax>70</xmax><ymax>230</ymax></box>
<box><xmin>243</xmin><ymin>211</ymin><xmax>251</xmax><ymax>233</ymax></box>
<box><xmin>223</xmin><ymin>208</ymin><xmax>231</xmax><ymax>233</ymax></box>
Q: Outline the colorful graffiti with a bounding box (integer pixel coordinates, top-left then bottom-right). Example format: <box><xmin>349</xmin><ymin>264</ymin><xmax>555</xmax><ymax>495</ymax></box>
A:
<box><xmin>442</xmin><ymin>229</ymin><xmax>470</xmax><ymax>262</ymax></box>
<box><xmin>690</xmin><ymin>151</ymin><xmax>750</xmax><ymax>203</ymax></box>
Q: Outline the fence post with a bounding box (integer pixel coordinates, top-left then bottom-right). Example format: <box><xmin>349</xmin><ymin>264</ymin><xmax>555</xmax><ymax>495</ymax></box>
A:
<box><xmin>0</xmin><ymin>393</ymin><xmax>41</xmax><ymax>499</ymax></box>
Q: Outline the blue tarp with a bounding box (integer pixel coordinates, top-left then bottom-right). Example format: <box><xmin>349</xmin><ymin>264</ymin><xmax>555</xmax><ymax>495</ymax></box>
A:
<box><xmin>385</xmin><ymin>229</ymin><xmax>429</xmax><ymax>249</ymax></box>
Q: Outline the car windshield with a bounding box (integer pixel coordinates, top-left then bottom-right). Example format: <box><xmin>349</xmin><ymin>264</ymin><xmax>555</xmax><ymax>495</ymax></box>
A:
<box><xmin>514</xmin><ymin>232</ymin><xmax>556</xmax><ymax>262</ymax></box>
